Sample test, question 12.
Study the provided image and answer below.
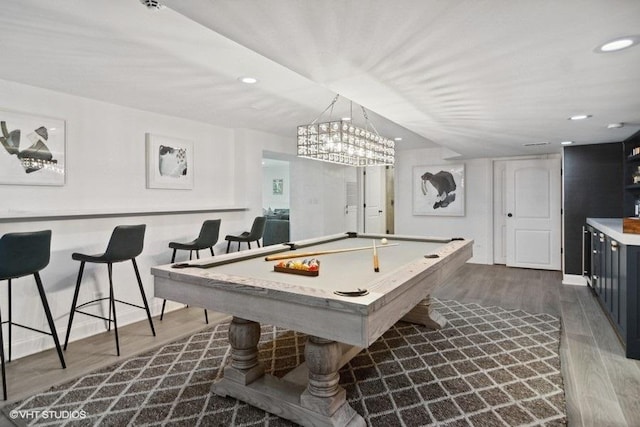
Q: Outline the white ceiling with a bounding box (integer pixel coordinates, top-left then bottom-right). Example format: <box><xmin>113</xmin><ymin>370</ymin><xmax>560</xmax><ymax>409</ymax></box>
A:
<box><xmin>1</xmin><ymin>0</ymin><xmax>639</xmax><ymax>158</ymax></box>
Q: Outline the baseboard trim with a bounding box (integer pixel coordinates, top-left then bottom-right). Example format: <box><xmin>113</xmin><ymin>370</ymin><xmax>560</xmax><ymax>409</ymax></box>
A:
<box><xmin>563</xmin><ymin>274</ymin><xmax>587</xmax><ymax>286</ymax></box>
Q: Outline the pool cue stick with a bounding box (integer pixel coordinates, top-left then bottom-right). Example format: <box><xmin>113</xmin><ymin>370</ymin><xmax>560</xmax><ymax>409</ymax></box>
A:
<box><xmin>373</xmin><ymin>240</ymin><xmax>379</xmax><ymax>272</ymax></box>
<box><xmin>264</xmin><ymin>243</ymin><xmax>398</xmax><ymax>261</ymax></box>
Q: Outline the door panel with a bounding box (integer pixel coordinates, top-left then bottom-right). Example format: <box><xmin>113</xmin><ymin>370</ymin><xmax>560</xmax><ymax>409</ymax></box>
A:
<box><xmin>364</xmin><ymin>166</ymin><xmax>386</xmax><ymax>233</ymax></box>
<box><xmin>506</xmin><ymin>158</ymin><xmax>561</xmax><ymax>270</ymax></box>
<box><xmin>514</xmin><ymin>230</ymin><xmax>551</xmax><ymax>265</ymax></box>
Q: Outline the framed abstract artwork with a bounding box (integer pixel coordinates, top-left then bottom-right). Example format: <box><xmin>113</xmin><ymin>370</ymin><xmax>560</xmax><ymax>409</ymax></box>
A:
<box><xmin>0</xmin><ymin>109</ymin><xmax>66</xmax><ymax>186</ymax></box>
<box><xmin>273</xmin><ymin>178</ymin><xmax>283</xmax><ymax>195</ymax></box>
<box><xmin>146</xmin><ymin>133</ymin><xmax>194</xmax><ymax>189</ymax></box>
<box><xmin>413</xmin><ymin>163</ymin><xmax>465</xmax><ymax>216</ymax></box>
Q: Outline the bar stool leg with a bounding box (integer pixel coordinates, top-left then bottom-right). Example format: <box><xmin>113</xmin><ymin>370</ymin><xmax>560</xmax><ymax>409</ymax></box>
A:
<box><xmin>7</xmin><ymin>279</ymin><xmax>11</xmax><ymax>362</ymax></box>
<box><xmin>0</xmin><ymin>307</ymin><xmax>7</xmax><ymax>400</ymax></box>
<box><xmin>34</xmin><ymin>273</ymin><xmax>66</xmax><ymax>369</ymax></box>
<box><xmin>107</xmin><ymin>263</ymin><xmax>120</xmax><ymax>356</ymax></box>
<box><xmin>209</xmin><ymin>247</ymin><xmax>214</xmax><ymax>256</ymax></box>
<box><xmin>160</xmin><ymin>300</ymin><xmax>167</xmax><ymax>321</ymax></box>
<box><xmin>226</xmin><ymin>241</ymin><xmax>231</xmax><ymax>253</ymax></box>
<box><xmin>132</xmin><ymin>259</ymin><xmax>155</xmax><ymax>337</ymax></box>
<box><xmin>107</xmin><ymin>266</ymin><xmax>113</xmax><ymax>332</ymax></box>
<box><xmin>64</xmin><ymin>262</ymin><xmax>85</xmax><ymax>350</ymax></box>
<box><xmin>248</xmin><ymin>242</ymin><xmax>252</xmax><ymax>249</ymax></box>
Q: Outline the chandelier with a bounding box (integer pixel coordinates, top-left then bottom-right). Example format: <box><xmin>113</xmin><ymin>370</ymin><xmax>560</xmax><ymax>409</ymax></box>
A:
<box><xmin>297</xmin><ymin>95</ymin><xmax>395</xmax><ymax>167</ymax></box>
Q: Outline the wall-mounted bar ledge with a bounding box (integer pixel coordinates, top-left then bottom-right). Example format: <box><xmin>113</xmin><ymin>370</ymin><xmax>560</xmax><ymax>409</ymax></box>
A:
<box><xmin>0</xmin><ymin>206</ymin><xmax>249</xmax><ymax>223</ymax></box>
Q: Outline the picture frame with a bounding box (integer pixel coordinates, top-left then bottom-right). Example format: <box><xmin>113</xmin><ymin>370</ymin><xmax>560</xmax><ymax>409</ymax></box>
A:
<box><xmin>145</xmin><ymin>133</ymin><xmax>194</xmax><ymax>190</ymax></box>
<box><xmin>413</xmin><ymin>163</ymin><xmax>465</xmax><ymax>216</ymax></box>
<box><xmin>273</xmin><ymin>178</ymin><xmax>283</xmax><ymax>195</ymax></box>
<box><xmin>0</xmin><ymin>109</ymin><xmax>66</xmax><ymax>186</ymax></box>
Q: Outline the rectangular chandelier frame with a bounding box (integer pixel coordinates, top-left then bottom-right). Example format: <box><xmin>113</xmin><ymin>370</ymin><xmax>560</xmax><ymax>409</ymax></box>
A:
<box><xmin>297</xmin><ymin>96</ymin><xmax>395</xmax><ymax>167</ymax></box>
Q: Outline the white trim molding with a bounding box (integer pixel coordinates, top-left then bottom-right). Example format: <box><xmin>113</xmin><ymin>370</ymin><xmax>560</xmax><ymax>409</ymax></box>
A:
<box><xmin>563</xmin><ymin>274</ymin><xmax>587</xmax><ymax>286</ymax></box>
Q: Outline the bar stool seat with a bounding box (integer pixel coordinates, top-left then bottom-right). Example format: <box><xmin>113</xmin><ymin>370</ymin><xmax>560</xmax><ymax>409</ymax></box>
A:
<box><xmin>0</xmin><ymin>230</ymin><xmax>66</xmax><ymax>400</ymax></box>
<box><xmin>64</xmin><ymin>225</ymin><xmax>155</xmax><ymax>356</ymax></box>
<box><xmin>161</xmin><ymin>219</ymin><xmax>221</xmax><ymax>323</ymax></box>
<box><xmin>225</xmin><ymin>216</ymin><xmax>267</xmax><ymax>253</ymax></box>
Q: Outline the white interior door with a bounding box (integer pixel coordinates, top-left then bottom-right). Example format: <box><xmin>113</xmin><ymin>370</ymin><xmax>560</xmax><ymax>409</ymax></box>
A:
<box><xmin>363</xmin><ymin>166</ymin><xmax>386</xmax><ymax>233</ymax></box>
<box><xmin>505</xmin><ymin>158</ymin><xmax>561</xmax><ymax>270</ymax></box>
<box><xmin>345</xmin><ymin>178</ymin><xmax>358</xmax><ymax>232</ymax></box>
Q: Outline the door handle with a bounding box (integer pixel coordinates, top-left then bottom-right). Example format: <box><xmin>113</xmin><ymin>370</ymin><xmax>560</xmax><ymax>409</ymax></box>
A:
<box><xmin>378</xmin><ymin>210</ymin><xmax>383</xmax><ymax>214</ymax></box>
<box><xmin>507</xmin><ymin>213</ymin><xmax>513</xmax><ymax>217</ymax></box>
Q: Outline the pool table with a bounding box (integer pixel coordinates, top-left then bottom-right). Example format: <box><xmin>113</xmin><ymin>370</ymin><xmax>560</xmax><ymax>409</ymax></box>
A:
<box><xmin>151</xmin><ymin>232</ymin><xmax>472</xmax><ymax>426</ymax></box>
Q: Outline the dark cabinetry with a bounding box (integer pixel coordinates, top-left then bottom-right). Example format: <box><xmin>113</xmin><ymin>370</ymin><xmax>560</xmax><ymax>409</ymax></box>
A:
<box><xmin>584</xmin><ymin>223</ymin><xmax>639</xmax><ymax>358</ymax></box>
<box><xmin>624</xmin><ymin>130</ymin><xmax>640</xmax><ymax>217</ymax></box>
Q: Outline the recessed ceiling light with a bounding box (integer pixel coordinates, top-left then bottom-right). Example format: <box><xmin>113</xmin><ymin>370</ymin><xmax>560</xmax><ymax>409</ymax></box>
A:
<box><xmin>394</xmin><ymin>137</ymin><xmax>403</xmax><ymax>141</ymax></box>
<box><xmin>595</xmin><ymin>36</ymin><xmax>639</xmax><ymax>53</ymax></box>
<box><xmin>342</xmin><ymin>117</ymin><xmax>351</xmax><ymax>121</ymax></box>
<box><xmin>607</xmin><ymin>122</ymin><xmax>624</xmax><ymax>129</ymax></box>
<box><xmin>238</xmin><ymin>76</ymin><xmax>258</xmax><ymax>84</ymax></box>
<box><xmin>568</xmin><ymin>114</ymin><xmax>592</xmax><ymax>121</ymax></box>
<box><xmin>560</xmin><ymin>141</ymin><xmax>574</xmax><ymax>145</ymax></box>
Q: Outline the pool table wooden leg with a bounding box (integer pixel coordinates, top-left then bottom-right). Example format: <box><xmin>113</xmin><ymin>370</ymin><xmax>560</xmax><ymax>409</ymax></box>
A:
<box><xmin>212</xmin><ymin>319</ymin><xmax>364</xmax><ymax>426</ymax></box>
<box><xmin>300</xmin><ymin>336</ymin><xmax>364</xmax><ymax>426</ymax></box>
<box><xmin>401</xmin><ymin>294</ymin><xmax>447</xmax><ymax>329</ymax></box>
<box><xmin>219</xmin><ymin>317</ymin><xmax>264</xmax><ymax>385</ymax></box>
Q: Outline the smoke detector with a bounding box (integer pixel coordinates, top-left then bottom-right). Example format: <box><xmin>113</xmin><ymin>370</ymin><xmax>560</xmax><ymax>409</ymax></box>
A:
<box><xmin>139</xmin><ymin>0</ymin><xmax>164</xmax><ymax>10</ymax></box>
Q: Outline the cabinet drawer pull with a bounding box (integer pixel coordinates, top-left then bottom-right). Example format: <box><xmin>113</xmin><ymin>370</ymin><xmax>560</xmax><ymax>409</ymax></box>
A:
<box><xmin>593</xmin><ymin>250</ymin><xmax>597</xmax><ymax>254</ymax></box>
<box><xmin>611</xmin><ymin>241</ymin><xmax>618</xmax><ymax>251</ymax></box>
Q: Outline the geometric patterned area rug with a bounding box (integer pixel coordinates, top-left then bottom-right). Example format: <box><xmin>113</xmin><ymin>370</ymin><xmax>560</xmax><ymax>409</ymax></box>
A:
<box><xmin>5</xmin><ymin>299</ymin><xmax>566</xmax><ymax>426</ymax></box>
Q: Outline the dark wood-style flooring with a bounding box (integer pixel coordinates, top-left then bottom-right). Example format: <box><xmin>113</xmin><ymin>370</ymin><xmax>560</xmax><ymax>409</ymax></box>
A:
<box><xmin>1</xmin><ymin>264</ymin><xmax>639</xmax><ymax>426</ymax></box>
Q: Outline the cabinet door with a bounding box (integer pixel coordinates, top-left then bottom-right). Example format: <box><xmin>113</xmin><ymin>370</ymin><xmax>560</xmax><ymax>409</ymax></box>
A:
<box><xmin>583</xmin><ymin>226</ymin><xmax>592</xmax><ymax>285</ymax></box>
<box><xmin>591</xmin><ymin>231</ymin><xmax>601</xmax><ymax>295</ymax></box>
<box><xmin>604</xmin><ymin>234</ymin><xmax>612</xmax><ymax>307</ymax></box>
<box><xmin>598</xmin><ymin>232</ymin><xmax>607</xmax><ymax>297</ymax></box>
<box><xmin>610</xmin><ymin>237</ymin><xmax>620</xmax><ymax>324</ymax></box>
<box><xmin>619</xmin><ymin>243</ymin><xmax>628</xmax><ymax>335</ymax></box>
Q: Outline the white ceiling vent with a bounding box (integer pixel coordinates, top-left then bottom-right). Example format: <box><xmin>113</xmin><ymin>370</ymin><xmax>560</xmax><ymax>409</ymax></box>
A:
<box><xmin>523</xmin><ymin>141</ymin><xmax>550</xmax><ymax>147</ymax></box>
<box><xmin>139</xmin><ymin>0</ymin><xmax>164</xmax><ymax>10</ymax></box>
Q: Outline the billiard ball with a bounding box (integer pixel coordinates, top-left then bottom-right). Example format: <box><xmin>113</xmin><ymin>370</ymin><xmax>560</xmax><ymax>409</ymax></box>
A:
<box><xmin>380</xmin><ymin>238</ymin><xmax>388</xmax><ymax>245</ymax></box>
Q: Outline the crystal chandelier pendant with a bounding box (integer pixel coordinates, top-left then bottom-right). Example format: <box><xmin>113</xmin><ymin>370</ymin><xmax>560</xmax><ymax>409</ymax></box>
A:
<box><xmin>297</xmin><ymin>96</ymin><xmax>395</xmax><ymax>167</ymax></box>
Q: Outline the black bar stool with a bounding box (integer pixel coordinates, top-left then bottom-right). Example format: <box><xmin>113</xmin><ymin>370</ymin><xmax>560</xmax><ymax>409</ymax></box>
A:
<box><xmin>161</xmin><ymin>219</ymin><xmax>221</xmax><ymax>323</ymax></box>
<box><xmin>0</xmin><ymin>230</ymin><xmax>66</xmax><ymax>400</ymax></box>
<box><xmin>225</xmin><ymin>216</ymin><xmax>267</xmax><ymax>253</ymax></box>
<box><xmin>63</xmin><ymin>224</ymin><xmax>155</xmax><ymax>356</ymax></box>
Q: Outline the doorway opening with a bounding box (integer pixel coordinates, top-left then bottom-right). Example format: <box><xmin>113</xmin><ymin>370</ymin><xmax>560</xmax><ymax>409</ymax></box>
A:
<box><xmin>262</xmin><ymin>154</ymin><xmax>290</xmax><ymax>245</ymax></box>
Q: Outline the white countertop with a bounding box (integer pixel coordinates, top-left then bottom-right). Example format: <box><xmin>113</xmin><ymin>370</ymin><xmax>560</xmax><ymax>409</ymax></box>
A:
<box><xmin>587</xmin><ymin>218</ymin><xmax>640</xmax><ymax>246</ymax></box>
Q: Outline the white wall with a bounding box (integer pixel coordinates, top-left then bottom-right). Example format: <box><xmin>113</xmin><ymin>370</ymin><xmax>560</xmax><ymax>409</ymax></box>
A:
<box><xmin>0</xmin><ymin>80</ymin><xmax>354</xmax><ymax>359</ymax></box>
<box><xmin>395</xmin><ymin>147</ymin><xmax>494</xmax><ymax>264</ymax></box>
<box><xmin>289</xmin><ymin>158</ymin><xmax>355</xmax><ymax>240</ymax></box>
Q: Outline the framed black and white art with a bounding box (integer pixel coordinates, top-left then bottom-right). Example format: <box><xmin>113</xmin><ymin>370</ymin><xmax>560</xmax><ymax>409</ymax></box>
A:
<box><xmin>0</xmin><ymin>109</ymin><xmax>66</xmax><ymax>186</ymax></box>
<box><xmin>412</xmin><ymin>163</ymin><xmax>465</xmax><ymax>216</ymax></box>
<box><xmin>145</xmin><ymin>133</ymin><xmax>194</xmax><ymax>190</ymax></box>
